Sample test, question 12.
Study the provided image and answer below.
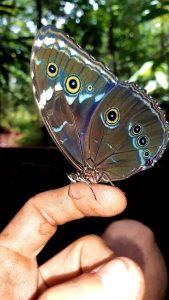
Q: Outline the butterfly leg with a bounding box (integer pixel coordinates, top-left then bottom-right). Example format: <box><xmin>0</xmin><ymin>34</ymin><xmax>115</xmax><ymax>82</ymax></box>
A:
<box><xmin>67</xmin><ymin>171</ymin><xmax>98</xmax><ymax>200</ymax></box>
<box><xmin>99</xmin><ymin>172</ymin><xmax>115</xmax><ymax>186</ymax></box>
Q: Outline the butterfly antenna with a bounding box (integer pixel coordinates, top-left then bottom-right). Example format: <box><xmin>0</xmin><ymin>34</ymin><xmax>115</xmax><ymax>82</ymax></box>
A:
<box><xmin>22</xmin><ymin>162</ymin><xmax>62</xmax><ymax>171</ymax></box>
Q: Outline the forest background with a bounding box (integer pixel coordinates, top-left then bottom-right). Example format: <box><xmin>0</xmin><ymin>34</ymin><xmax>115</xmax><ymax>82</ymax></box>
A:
<box><xmin>0</xmin><ymin>0</ymin><xmax>169</xmax><ymax>146</ymax></box>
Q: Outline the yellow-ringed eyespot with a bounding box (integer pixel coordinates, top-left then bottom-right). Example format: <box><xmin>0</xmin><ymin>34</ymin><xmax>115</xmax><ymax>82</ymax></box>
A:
<box><xmin>65</xmin><ymin>76</ymin><xmax>81</xmax><ymax>94</ymax></box>
<box><xmin>130</xmin><ymin>124</ymin><xmax>142</xmax><ymax>136</ymax></box>
<box><xmin>104</xmin><ymin>107</ymin><xmax>120</xmax><ymax>126</ymax></box>
<box><xmin>47</xmin><ymin>63</ymin><xmax>58</xmax><ymax>77</ymax></box>
<box><xmin>137</xmin><ymin>136</ymin><xmax>149</xmax><ymax>147</ymax></box>
<box><xmin>87</xmin><ymin>84</ymin><xmax>93</xmax><ymax>92</ymax></box>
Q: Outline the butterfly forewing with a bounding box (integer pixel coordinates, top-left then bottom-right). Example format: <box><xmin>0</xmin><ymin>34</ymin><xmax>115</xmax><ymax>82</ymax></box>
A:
<box><xmin>31</xmin><ymin>25</ymin><xmax>117</xmax><ymax>170</ymax></box>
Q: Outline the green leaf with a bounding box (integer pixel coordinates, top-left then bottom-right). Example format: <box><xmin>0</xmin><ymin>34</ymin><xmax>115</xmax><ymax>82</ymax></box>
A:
<box><xmin>141</xmin><ymin>8</ymin><xmax>169</xmax><ymax>21</ymax></box>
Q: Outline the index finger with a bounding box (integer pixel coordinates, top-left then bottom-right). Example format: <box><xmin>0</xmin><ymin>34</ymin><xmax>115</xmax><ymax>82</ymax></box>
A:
<box><xmin>0</xmin><ymin>183</ymin><xmax>126</xmax><ymax>258</ymax></box>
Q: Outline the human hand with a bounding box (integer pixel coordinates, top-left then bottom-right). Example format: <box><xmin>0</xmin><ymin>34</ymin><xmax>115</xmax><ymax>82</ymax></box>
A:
<box><xmin>0</xmin><ymin>183</ymin><xmax>144</xmax><ymax>300</ymax></box>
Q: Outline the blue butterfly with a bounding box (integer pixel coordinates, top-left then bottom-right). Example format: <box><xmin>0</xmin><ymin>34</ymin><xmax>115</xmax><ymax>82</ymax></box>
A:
<box><xmin>31</xmin><ymin>25</ymin><xmax>169</xmax><ymax>184</ymax></box>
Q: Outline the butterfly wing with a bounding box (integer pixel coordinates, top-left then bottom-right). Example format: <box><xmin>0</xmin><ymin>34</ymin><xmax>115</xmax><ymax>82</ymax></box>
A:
<box><xmin>84</xmin><ymin>82</ymin><xmax>169</xmax><ymax>181</ymax></box>
<box><xmin>31</xmin><ymin>25</ymin><xmax>117</xmax><ymax>170</ymax></box>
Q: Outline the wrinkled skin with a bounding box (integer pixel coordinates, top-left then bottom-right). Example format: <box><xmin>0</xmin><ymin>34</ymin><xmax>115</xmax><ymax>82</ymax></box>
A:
<box><xmin>0</xmin><ymin>183</ymin><xmax>167</xmax><ymax>299</ymax></box>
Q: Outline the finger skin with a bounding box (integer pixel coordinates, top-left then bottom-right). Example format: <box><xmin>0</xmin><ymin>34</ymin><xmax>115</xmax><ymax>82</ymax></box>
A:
<box><xmin>38</xmin><ymin>257</ymin><xmax>145</xmax><ymax>300</ymax></box>
<box><xmin>0</xmin><ymin>183</ymin><xmax>126</xmax><ymax>258</ymax></box>
<box><xmin>102</xmin><ymin>219</ymin><xmax>168</xmax><ymax>300</ymax></box>
<box><xmin>39</xmin><ymin>235</ymin><xmax>114</xmax><ymax>287</ymax></box>
<box><xmin>0</xmin><ymin>245</ymin><xmax>38</xmax><ymax>300</ymax></box>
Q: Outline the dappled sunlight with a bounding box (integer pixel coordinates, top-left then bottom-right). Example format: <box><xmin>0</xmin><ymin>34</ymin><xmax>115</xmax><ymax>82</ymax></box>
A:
<box><xmin>0</xmin><ymin>0</ymin><xmax>169</xmax><ymax>147</ymax></box>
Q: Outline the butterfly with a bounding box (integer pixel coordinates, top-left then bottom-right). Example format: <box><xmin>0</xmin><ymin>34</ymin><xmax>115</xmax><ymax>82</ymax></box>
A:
<box><xmin>31</xmin><ymin>25</ymin><xmax>169</xmax><ymax>184</ymax></box>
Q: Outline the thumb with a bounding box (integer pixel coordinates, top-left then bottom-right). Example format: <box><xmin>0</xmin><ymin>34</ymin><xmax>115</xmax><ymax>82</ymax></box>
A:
<box><xmin>38</xmin><ymin>257</ymin><xmax>145</xmax><ymax>300</ymax></box>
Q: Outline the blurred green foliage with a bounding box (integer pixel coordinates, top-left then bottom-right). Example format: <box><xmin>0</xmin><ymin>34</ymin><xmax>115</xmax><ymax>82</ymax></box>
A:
<box><xmin>0</xmin><ymin>0</ymin><xmax>169</xmax><ymax>146</ymax></box>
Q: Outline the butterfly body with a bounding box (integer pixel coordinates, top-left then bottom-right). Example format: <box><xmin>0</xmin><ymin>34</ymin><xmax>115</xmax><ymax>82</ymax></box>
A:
<box><xmin>31</xmin><ymin>25</ymin><xmax>169</xmax><ymax>183</ymax></box>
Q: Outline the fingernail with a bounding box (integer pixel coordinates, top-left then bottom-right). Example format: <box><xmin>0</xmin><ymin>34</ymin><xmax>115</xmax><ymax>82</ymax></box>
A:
<box><xmin>92</xmin><ymin>258</ymin><xmax>143</xmax><ymax>299</ymax></box>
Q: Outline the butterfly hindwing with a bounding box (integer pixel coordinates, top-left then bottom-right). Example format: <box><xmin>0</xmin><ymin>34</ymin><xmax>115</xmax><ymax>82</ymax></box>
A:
<box><xmin>84</xmin><ymin>83</ymin><xmax>168</xmax><ymax>181</ymax></box>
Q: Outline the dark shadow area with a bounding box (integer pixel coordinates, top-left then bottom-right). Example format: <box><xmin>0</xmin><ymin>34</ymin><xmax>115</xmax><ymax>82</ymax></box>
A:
<box><xmin>0</xmin><ymin>147</ymin><xmax>168</xmax><ymax>298</ymax></box>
